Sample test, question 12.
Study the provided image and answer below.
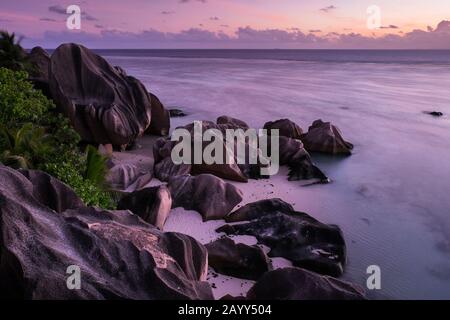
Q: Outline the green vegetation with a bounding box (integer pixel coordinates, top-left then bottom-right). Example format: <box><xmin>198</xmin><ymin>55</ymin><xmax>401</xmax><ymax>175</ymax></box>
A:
<box><xmin>0</xmin><ymin>66</ymin><xmax>115</xmax><ymax>209</ymax></box>
<box><xmin>0</xmin><ymin>31</ymin><xmax>34</xmax><ymax>73</ymax></box>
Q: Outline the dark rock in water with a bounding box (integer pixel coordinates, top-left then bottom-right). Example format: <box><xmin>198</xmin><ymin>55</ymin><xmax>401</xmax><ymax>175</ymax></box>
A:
<box><xmin>301</xmin><ymin>119</ymin><xmax>353</xmax><ymax>155</ymax></box>
<box><xmin>425</xmin><ymin>111</ymin><xmax>444</xmax><ymax>117</ymax></box>
<box><xmin>168</xmin><ymin>174</ymin><xmax>243</xmax><ymax>221</ymax></box>
<box><xmin>276</xmin><ymin>136</ymin><xmax>329</xmax><ymax>182</ymax></box>
<box><xmin>225</xmin><ymin>198</ymin><xmax>294</xmax><ymax>223</ymax></box>
<box><xmin>28</xmin><ymin>46</ymin><xmax>51</xmax><ymax>96</ymax></box>
<box><xmin>217</xmin><ymin>199</ymin><xmax>346</xmax><ymax>277</ymax></box>
<box><xmin>263</xmin><ymin>119</ymin><xmax>303</xmax><ymax>140</ymax></box>
<box><xmin>206</xmin><ymin>237</ymin><xmax>272</xmax><ymax>280</ymax></box>
<box><xmin>146</xmin><ymin>92</ymin><xmax>170</xmax><ymax>136</ymax></box>
<box><xmin>117</xmin><ymin>185</ymin><xmax>172</xmax><ymax>230</ymax></box>
<box><xmin>0</xmin><ymin>165</ymin><xmax>212</xmax><ymax>299</ymax></box>
<box><xmin>49</xmin><ymin>43</ymin><xmax>170</xmax><ymax>146</ymax></box>
<box><xmin>220</xmin><ymin>294</ymin><xmax>247</xmax><ymax>300</ymax></box>
<box><xmin>216</xmin><ymin>115</ymin><xmax>250</xmax><ymax>130</ymax></box>
<box><xmin>169</xmin><ymin>108</ymin><xmax>187</xmax><ymax>117</ymax></box>
<box><xmin>247</xmin><ymin>267</ymin><xmax>365</xmax><ymax>300</ymax></box>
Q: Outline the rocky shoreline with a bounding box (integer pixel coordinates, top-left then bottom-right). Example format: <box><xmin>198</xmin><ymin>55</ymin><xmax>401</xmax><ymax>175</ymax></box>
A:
<box><xmin>0</xmin><ymin>43</ymin><xmax>365</xmax><ymax>300</ymax></box>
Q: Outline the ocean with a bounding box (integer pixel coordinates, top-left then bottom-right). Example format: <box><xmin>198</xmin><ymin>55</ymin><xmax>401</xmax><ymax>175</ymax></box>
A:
<box><xmin>101</xmin><ymin>50</ymin><xmax>450</xmax><ymax>299</ymax></box>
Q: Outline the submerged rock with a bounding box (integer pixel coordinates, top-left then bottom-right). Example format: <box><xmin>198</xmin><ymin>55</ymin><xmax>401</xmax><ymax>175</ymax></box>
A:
<box><xmin>117</xmin><ymin>185</ymin><xmax>172</xmax><ymax>230</ymax></box>
<box><xmin>169</xmin><ymin>108</ymin><xmax>187</xmax><ymax>117</ymax></box>
<box><xmin>0</xmin><ymin>166</ymin><xmax>212</xmax><ymax>299</ymax></box>
<box><xmin>168</xmin><ymin>174</ymin><xmax>243</xmax><ymax>221</ymax></box>
<box><xmin>218</xmin><ymin>199</ymin><xmax>346</xmax><ymax>277</ymax></box>
<box><xmin>263</xmin><ymin>119</ymin><xmax>303</xmax><ymax>140</ymax></box>
<box><xmin>205</xmin><ymin>237</ymin><xmax>272</xmax><ymax>280</ymax></box>
<box><xmin>425</xmin><ymin>111</ymin><xmax>444</xmax><ymax>117</ymax></box>
<box><xmin>301</xmin><ymin>119</ymin><xmax>353</xmax><ymax>155</ymax></box>
<box><xmin>247</xmin><ymin>267</ymin><xmax>365</xmax><ymax>300</ymax></box>
<box><xmin>49</xmin><ymin>43</ymin><xmax>169</xmax><ymax>147</ymax></box>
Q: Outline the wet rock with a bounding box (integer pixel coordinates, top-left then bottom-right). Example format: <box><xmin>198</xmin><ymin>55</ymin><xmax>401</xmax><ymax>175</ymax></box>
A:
<box><xmin>217</xmin><ymin>199</ymin><xmax>346</xmax><ymax>277</ymax></box>
<box><xmin>301</xmin><ymin>119</ymin><xmax>353</xmax><ymax>155</ymax></box>
<box><xmin>277</xmin><ymin>136</ymin><xmax>329</xmax><ymax>182</ymax></box>
<box><xmin>168</xmin><ymin>174</ymin><xmax>243</xmax><ymax>221</ymax></box>
<box><xmin>425</xmin><ymin>111</ymin><xmax>444</xmax><ymax>117</ymax></box>
<box><xmin>263</xmin><ymin>119</ymin><xmax>303</xmax><ymax>139</ymax></box>
<box><xmin>216</xmin><ymin>116</ymin><xmax>250</xmax><ymax>130</ymax></box>
<box><xmin>49</xmin><ymin>43</ymin><xmax>169</xmax><ymax>146</ymax></box>
<box><xmin>206</xmin><ymin>237</ymin><xmax>272</xmax><ymax>280</ymax></box>
<box><xmin>117</xmin><ymin>185</ymin><xmax>172</xmax><ymax>230</ymax></box>
<box><xmin>247</xmin><ymin>267</ymin><xmax>365</xmax><ymax>300</ymax></box>
<box><xmin>169</xmin><ymin>108</ymin><xmax>187</xmax><ymax>117</ymax></box>
<box><xmin>0</xmin><ymin>165</ymin><xmax>212</xmax><ymax>300</ymax></box>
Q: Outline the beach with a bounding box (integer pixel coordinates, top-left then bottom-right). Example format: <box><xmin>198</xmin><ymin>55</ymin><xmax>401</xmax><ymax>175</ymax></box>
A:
<box><xmin>104</xmin><ymin>51</ymin><xmax>450</xmax><ymax>299</ymax></box>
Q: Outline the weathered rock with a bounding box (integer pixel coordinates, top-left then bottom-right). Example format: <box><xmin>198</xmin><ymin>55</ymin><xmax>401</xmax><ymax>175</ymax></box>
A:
<box><xmin>146</xmin><ymin>93</ymin><xmax>170</xmax><ymax>136</ymax></box>
<box><xmin>206</xmin><ymin>237</ymin><xmax>272</xmax><ymax>280</ymax></box>
<box><xmin>216</xmin><ymin>116</ymin><xmax>250</xmax><ymax>130</ymax></box>
<box><xmin>301</xmin><ymin>119</ymin><xmax>353</xmax><ymax>155</ymax></box>
<box><xmin>49</xmin><ymin>43</ymin><xmax>169</xmax><ymax>146</ymax></box>
<box><xmin>168</xmin><ymin>174</ymin><xmax>243</xmax><ymax>221</ymax></box>
<box><xmin>247</xmin><ymin>267</ymin><xmax>365</xmax><ymax>300</ymax></box>
<box><xmin>154</xmin><ymin>157</ymin><xmax>192</xmax><ymax>182</ymax></box>
<box><xmin>106</xmin><ymin>160</ymin><xmax>153</xmax><ymax>192</ymax></box>
<box><xmin>117</xmin><ymin>185</ymin><xmax>172</xmax><ymax>230</ymax></box>
<box><xmin>263</xmin><ymin>119</ymin><xmax>303</xmax><ymax>139</ymax></box>
<box><xmin>217</xmin><ymin>199</ymin><xmax>346</xmax><ymax>277</ymax></box>
<box><xmin>225</xmin><ymin>198</ymin><xmax>294</xmax><ymax>223</ymax></box>
<box><xmin>28</xmin><ymin>46</ymin><xmax>51</xmax><ymax>96</ymax></box>
<box><xmin>0</xmin><ymin>165</ymin><xmax>212</xmax><ymax>299</ymax></box>
<box><xmin>277</xmin><ymin>136</ymin><xmax>329</xmax><ymax>182</ymax></box>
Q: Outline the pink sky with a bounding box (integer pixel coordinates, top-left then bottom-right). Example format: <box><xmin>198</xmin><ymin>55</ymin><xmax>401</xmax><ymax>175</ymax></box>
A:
<box><xmin>1</xmin><ymin>0</ymin><xmax>449</xmax><ymax>48</ymax></box>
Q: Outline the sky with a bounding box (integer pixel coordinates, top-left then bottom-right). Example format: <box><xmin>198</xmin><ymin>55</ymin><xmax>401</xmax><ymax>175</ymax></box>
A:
<box><xmin>1</xmin><ymin>0</ymin><xmax>450</xmax><ymax>49</ymax></box>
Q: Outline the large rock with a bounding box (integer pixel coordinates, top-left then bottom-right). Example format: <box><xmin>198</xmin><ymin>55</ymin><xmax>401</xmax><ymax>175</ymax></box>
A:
<box><xmin>216</xmin><ymin>115</ymin><xmax>250</xmax><ymax>130</ymax></box>
<box><xmin>277</xmin><ymin>136</ymin><xmax>329</xmax><ymax>182</ymax></box>
<box><xmin>168</xmin><ymin>174</ymin><xmax>243</xmax><ymax>221</ymax></box>
<box><xmin>49</xmin><ymin>43</ymin><xmax>170</xmax><ymax>146</ymax></box>
<box><xmin>301</xmin><ymin>119</ymin><xmax>353</xmax><ymax>155</ymax></box>
<box><xmin>0</xmin><ymin>166</ymin><xmax>212</xmax><ymax>299</ymax></box>
<box><xmin>106</xmin><ymin>161</ymin><xmax>152</xmax><ymax>192</ymax></box>
<box><xmin>263</xmin><ymin>119</ymin><xmax>303</xmax><ymax>140</ymax></box>
<box><xmin>28</xmin><ymin>46</ymin><xmax>51</xmax><ymax>96</ymax></box>
<box><xmin>117</xmin><ymin>185</ymin><xmax>172</xmax><ymax>230</ymax></box>
<box><xmin>206</xmin><ymin>237</ymin><xmax>272</xmax><ymax>280</ymax></box>
<box><xmin>247</xmin><ymin>268</ymin><xmax>365</xmax><ymax>300</ymax></box>
<box><xmin>218</xmin><ymin>199</ymin><xmax>346</xmax><ymax>277</ymax></box>
<box><xmin>146</xmin><ymin>92</ymin><xmax>170</xmax><ymax>136</ymax></box>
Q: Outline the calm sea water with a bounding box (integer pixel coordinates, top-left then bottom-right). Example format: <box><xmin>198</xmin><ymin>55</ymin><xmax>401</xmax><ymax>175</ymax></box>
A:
<box><xmin>102</xmin><ymin>50</ymin><xmax>450</xmax><ymax>299</ymax></box>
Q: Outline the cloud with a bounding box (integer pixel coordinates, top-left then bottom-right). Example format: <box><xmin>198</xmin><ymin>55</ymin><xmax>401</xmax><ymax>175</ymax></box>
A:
<box><xmin>23</xmin><ymin>20</ymin><xmax>450</xmax><ymax>49</ymax></box>
<box><xmin>48</xmin><ymin>5</ymin><xmax>97</xmax><ymax>21</ymax></box>
<box><xmin>380</xmin><ymin>25</ymin><xmax>399</xmax><ymax>29</ymax></box>
<box><xmin>161</xmin><ymin>11</ymin><xmax>175</xmax><ymax>15</ymax></box>
<box><xmin>179</xmin><ymin>0</ymin><xmax>207</xmax><ymax>3</ymax></box>
<box><xmin>320</xmin><ymin>5</ymin><xmax>337</xmax><ymax>13</ymax></box>
<box><xmin>95</xmin><ymin>24</ymin><xmax>105</xmax><ymax>29</ymax></box>
<box><xmin>220</xmin><ymin>24</ymin><xmax>229</xmax><ymax>28</ymax></box>
<box><xmin>39</xmin><ymin>17</ymin><xmax>58</xmax><ymax>22</ymax></box>
<box><xmin>210</xmin><ymin>16</ymin><xmax>219</xmax><ymax>21</ymax></box>
<box><xmin>309</xmin><ymin>29</ymin><xmax>322</xmax><ymax>33</ymax></box>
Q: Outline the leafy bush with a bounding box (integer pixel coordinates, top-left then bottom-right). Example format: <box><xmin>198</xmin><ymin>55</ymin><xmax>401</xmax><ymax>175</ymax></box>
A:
<box><xmin>0</xmin><ymin>67</ymin><xmax>115</xmax><ymax>209</ymax></box>
<box><xmin>0</xmin><ymin>68</ymin><xmax>53</xmax><ymax>125</ymax></box>
<box><xmin>0</xmin><ymin>31</ymin><xmax>34</xmax><ymax>73</ymax></box>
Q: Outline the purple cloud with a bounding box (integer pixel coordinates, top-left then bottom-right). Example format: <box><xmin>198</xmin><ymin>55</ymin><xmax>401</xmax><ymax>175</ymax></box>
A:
<box><xmin>22</xmin><ymin>20</ymin><xmax>450</xmax><ymax>49</ymax></box>
<box><xmin>320</xmin><ymin>5</ymin><xmax>337</xmax><ymax>13</ymax></box>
